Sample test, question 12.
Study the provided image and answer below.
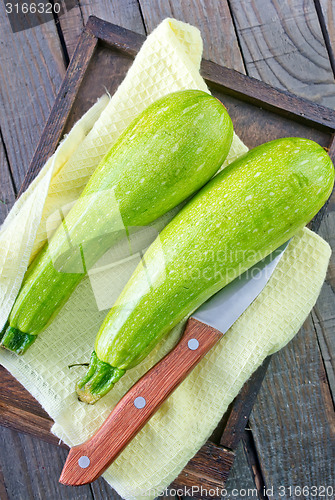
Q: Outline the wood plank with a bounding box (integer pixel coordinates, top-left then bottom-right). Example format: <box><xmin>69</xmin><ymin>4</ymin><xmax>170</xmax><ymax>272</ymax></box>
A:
<box><xmin>311</xmin><ymin>188</ymin><xmax>335</xmax><ymax>402</ymax></box>
<box><xmin>18</xmin><ymin>24</ymin><xmax>98</xmax><ymax>195</ymax></box>
<box><xmin>87</xmin><ymin>19</ymin><xmax>335</xmax><ymax>132</ymax></box>
<box><xmin>0</xmin><ymin>367</ymin><xmax>61</xmax><ymax>447</ymax></box>
<box><xmin>0</xmin><ymin>426</ymin><xmax>94</xmax><ymax>500</ymax></box>
<box><xmin>182</xmin><ymin>442</ymin><xmax>261</xmax><ymax>500</ymax></box>
<box><xmin>55</xmin><ymin>0</ymin><xmax>84</xmax><ymax>60</ymax></box>
<box><xmin>241</xmin><ymin>430</ymin><xmax>266</xmax><ymax>499</ymax></box>
<box><xmin>201</xmin><ymin>59</ymin><xmax>335</xmax><ymax>131</ymax></box>
<box><xmin>19</xmin><ymin>17</ymin><xmax>334</xmax><ymax>201</ymax></box>
<box><xmin>0</xmin><ymin>7</ymin><xmax>69</xmax><ymax>498</ymax></box>
<box><xmin>0</xmin><ymin>4</ymin><xmax>66</xmax><ymax>189</ymax></box>
<box><xmin>57</xmin><ymin>0</ymin><xmax>145</xmax><ymax>60</ymax></box>
<box><xmin>171</xmin><ymin>442</ymin><xmax>235</xmax><ymax>497</ymax></box>
<box><xmin>138</xmin><ymin>0</ymin><xmax>245</xmax><ymax>72</ymax></box>
<box><xmin>220</xmin><ymin>358</ymin><xmax>271</xmax><ymax>450</ymax></box>
<box><xmin>0</xmin><ymin>371</ymin><xmax>163</xmax><ymax>499</ymax></box>
<box><xmin>250</xmin><ymin>315</ymin><xmax>335</xmax><ymax>492</ymax></box>
<box><xmin>228</xmin><ymin>0</ymin><xmax>335</xmax><ymax>490</ymax></box>
<box><xmin>318</xmin><ymin>0</ymin><xmax>335</xmax><ymax>71</ymax></box>
<box><xmin>79</xmin><ymin>0</ymin><xmax>145</xmax><ymax>34</ymax></box>
<box><xmin>90</xmin><ymin>477</ymin><xmax>124</xmax><ymax>500</ymax></box>
<box><xmin>84</xmin><ymin>16</ymin><xmax>144</xmax><ymax>57</ymax></box>
<box><xmin>0</xmin><ymin>137</ymin><xmax>16</xmax><ymax>224</ymax></box>
<box><xmin>224</xmin><ymin>441</ymin><xmax>262</xmax><ymax>499</ymax></box>
<box><xmin>0</xmin><ymin>458</ymin><xmax>9</xmax><ymax>500</ymax></box>
<box><xmin>229</xmin><ymin>0</ymin><xmax>335</xmax><ymax>108</ymax></box>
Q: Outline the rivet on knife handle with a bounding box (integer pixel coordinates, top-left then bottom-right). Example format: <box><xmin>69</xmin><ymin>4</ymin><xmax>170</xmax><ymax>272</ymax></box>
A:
<box><xmin>59</xmin><ymin>318</ymin><xmax>222</xmax><ymax>486</ymax></box>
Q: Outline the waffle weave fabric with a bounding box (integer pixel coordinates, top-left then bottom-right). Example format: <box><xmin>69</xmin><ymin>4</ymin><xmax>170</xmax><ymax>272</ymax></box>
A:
<box><xmin>0</xmin><ymin>18</ymin><xmax>331</xmax><ymax>500</ymax></box>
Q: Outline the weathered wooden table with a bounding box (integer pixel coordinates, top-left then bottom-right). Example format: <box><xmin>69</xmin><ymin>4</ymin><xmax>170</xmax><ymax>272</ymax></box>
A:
<box><xmin>0</xmin><ymin>1</ymin><xmax>334</xmax><ymax>499</ymax></box>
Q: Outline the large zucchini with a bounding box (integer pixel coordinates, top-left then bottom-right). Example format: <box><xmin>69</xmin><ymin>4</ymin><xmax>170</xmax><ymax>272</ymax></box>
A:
<box><xmin>1</xmin><ymin>90</ymin><xmax>233</xmax><ymax>354</ymax></box>
<box><xmin>76</xmin><ymin>137</ymin><xmax>334</xmax><ymax>403</ymax></box>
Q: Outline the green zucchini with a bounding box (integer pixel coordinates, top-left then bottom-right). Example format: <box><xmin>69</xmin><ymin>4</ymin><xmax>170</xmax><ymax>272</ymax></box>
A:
<box><xmin>1</xmin><ymin>90</ymin><xmax>233</xmax><ymax>354</ymax></box>
<box><xmin>76</xmin><ymin>137</ymin><xmax>334</xmax><ymax>403</ymax></box>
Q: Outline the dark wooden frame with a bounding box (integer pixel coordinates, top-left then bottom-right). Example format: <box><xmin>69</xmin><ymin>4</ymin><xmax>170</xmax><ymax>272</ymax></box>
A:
<box><xmin>2</xmin><ymin>16</ymin><xmax>334</xmax><ymax>496</ymax></box>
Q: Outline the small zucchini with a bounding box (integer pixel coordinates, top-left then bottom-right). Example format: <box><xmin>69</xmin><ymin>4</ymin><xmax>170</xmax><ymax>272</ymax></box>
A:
<box><xmin>76</xmin><ymin>137</ymin><xmax>334</xmax><ymax>403</ymax></box>
<box><xmin>1</xmin><ymin>90</ymin><xmax>233</xmax><ymax>354</ymax></box>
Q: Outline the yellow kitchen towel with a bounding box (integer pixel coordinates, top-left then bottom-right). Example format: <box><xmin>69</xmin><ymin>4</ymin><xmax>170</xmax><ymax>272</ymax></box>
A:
<box><xmin>0</xmin><ymin>18</ymin><xmax>331</xmax><ymax>500</ymax></box>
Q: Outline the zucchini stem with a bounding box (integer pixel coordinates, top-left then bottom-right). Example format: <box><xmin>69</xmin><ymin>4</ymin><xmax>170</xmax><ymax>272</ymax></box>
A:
<box><xmin>0</xmin><ymin>326</ymin><xmax>36</xmax><ymax>354</ymax></box>
<box><xmin>0</xmin><ymin>322</ymin><xmax>9</xmax><ymax>341</ymax></box>
<box><xmin>76</xmin><ymin>351</ymin><xmax>125</xmax><ymax>404</ymax></box>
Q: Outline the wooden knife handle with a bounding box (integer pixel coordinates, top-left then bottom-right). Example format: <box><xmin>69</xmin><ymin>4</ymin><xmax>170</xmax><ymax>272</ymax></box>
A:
<box><xmin>59</xmin><ymin>317</ymin><xmax>222</xmax><ymax>486</ymax></box>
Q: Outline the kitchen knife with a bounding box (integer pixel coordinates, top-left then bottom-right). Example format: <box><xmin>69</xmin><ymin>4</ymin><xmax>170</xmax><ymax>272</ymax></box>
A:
<box><xmin>59</xmin><ymin>241</ymin><xmax>289</xmax><ymax>486</ymax></box>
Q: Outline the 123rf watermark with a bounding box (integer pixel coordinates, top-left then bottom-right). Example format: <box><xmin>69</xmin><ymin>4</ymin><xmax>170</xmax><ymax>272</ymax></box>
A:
<box><xmin>4</xmin><ymin>0</ymin><xmax>77</xmax><ymax>32</ymax></box>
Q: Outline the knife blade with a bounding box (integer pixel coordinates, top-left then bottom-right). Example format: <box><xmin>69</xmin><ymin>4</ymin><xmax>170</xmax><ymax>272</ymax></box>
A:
<box><xmin>59</xmin><ymin>241</ymin><xmax>289</xmax><ymax>486</ymax></box>
<box><xmin>193</xmin><ymin>241</ymin><xmax>288</xmax><ymax>332</ymax></box>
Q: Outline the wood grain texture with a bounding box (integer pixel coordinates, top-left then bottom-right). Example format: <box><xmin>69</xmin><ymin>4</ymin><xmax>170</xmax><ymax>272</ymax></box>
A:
<box><xmin>0</xmin><ymin>427</ymin><xmax>94</xmax><ymax>500</ymax></box>
<box><xmin>84</xmin><ymin>16</ymin><xmax>144</xmax><ymax>57</ymax></box>
<box><xmin>19</xmin><ymin>18</ymin><xmax>335</xmax><ymax>203</ymax></box>
<box><xmin>79</xmin><ymin>0</ymin><xmax>145</xmax><ymax>34</ymax></box>
<box><xmin>201</xmin><ymin>59</ymin><xmax>335</xmax><ymax>131</ymax></box>
<box><xmin>250</xmin><ymin>315</ymin><xmax>335</xmax><ymax>491</ymax></box>
<box><xmin>0</xmin><ymin>458</ymin><xmax>9</xmax><ymax>500</ymax></box>
<box><xmin>0</xmin><ymin>4</ymin><xmax>69</xmax><ymax>498</ymax></box>
<box><xmin>0</xmin><ymin>138</ymin><xmax>16</xmax><ymax>224</ymax></box>
<box><xmin>90</xmin><ymin>477</ymin><xmax>124</xmax><ymax>500</ymax></box>
<box><xmin>219</xmin><ymin>358</ymin><xmax>271</xmax><ymax>451</ymax></box>
<box><xmin>56</xmin><ymin>0</ymin><xmax>84</xmax><ymax>60</ymax></box>
<box><xmin>58</xmin><ymin>0</ymin><xmax>145</xmax><ymax>59</ymax></box>
<box><xmin>0</xmin><ymin>367</ymin><xmax>63</xmax><ymax>447</ymax></box>
<box><xmin>312</xmin><ymin>187</ymin><xmax>335</xmax><ymax>402</ymax></box>
<box><xmin>182</xmin><ymin>441</ymin><xmax>263</xmax><ymax>500</ymax></box>
<box><xmin>0</xmin><ymin>13</ymin><xmax>334</xmax><ymax>498</ymax></box>
<box><xmin>319</xmin><ymin>0</ymin><xmax>335</xmax><ymax>61</ymax></box>
<box><xmin>228</xmin><ymin>0</ymin><xmax>335</xmax><ymax>491</ymax></box>
<box><xmin>0</xmin><ymin>1</ymin><xmax>65</xmax><ymax>189</ymax></box>
<box><xmin>19</xmin><ymin>24</ymin><xmax>98</xmax><ymax>195</ymax></box>
<box><xmin>171</xmin><ymin>442</ymin><xmax>235</xmax><ymax>498</ymax></box>
<box><xmin>138</xmin><ymin>0</ymin><xmax>245</xmax><ymax>72</ymax></box>
<box><xmin>224</xmin><ymin>441</ymin><xmax>262</xmax><ymax>499</ymax></box>
<box><xmin>314</xmin><ymin>0</ymin><xmax>335</xmax><ymax>77</ymax></box>
<box><xmin>229</xmin><ymin>0</ymin><xmax>335</xmax><ymax>109</ymax></box>
<box><xmin>1</xmin><ymin>22</ymin><xmax>299</xmax><ymax>492</ymax></box>
<box><xmin>87</xmin><ymin>19</ymin><xmax>335</xmax><ymax>132</ymax></box>
<box><xmin>241</xmin><ymin>430</ymin><xmax>266</xmax><ymax>499</ymax></box>
<box><xmin>60</xmin><ymin>318</ymin><xmax>223</xmax><ymax>485</ymax></box>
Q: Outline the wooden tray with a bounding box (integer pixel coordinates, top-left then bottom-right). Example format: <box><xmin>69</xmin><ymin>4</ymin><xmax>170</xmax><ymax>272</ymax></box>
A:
<box><xmin>1</xmin><ymin>17</ymin><xmax>335</xmax><ymax>497</ymax></box>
